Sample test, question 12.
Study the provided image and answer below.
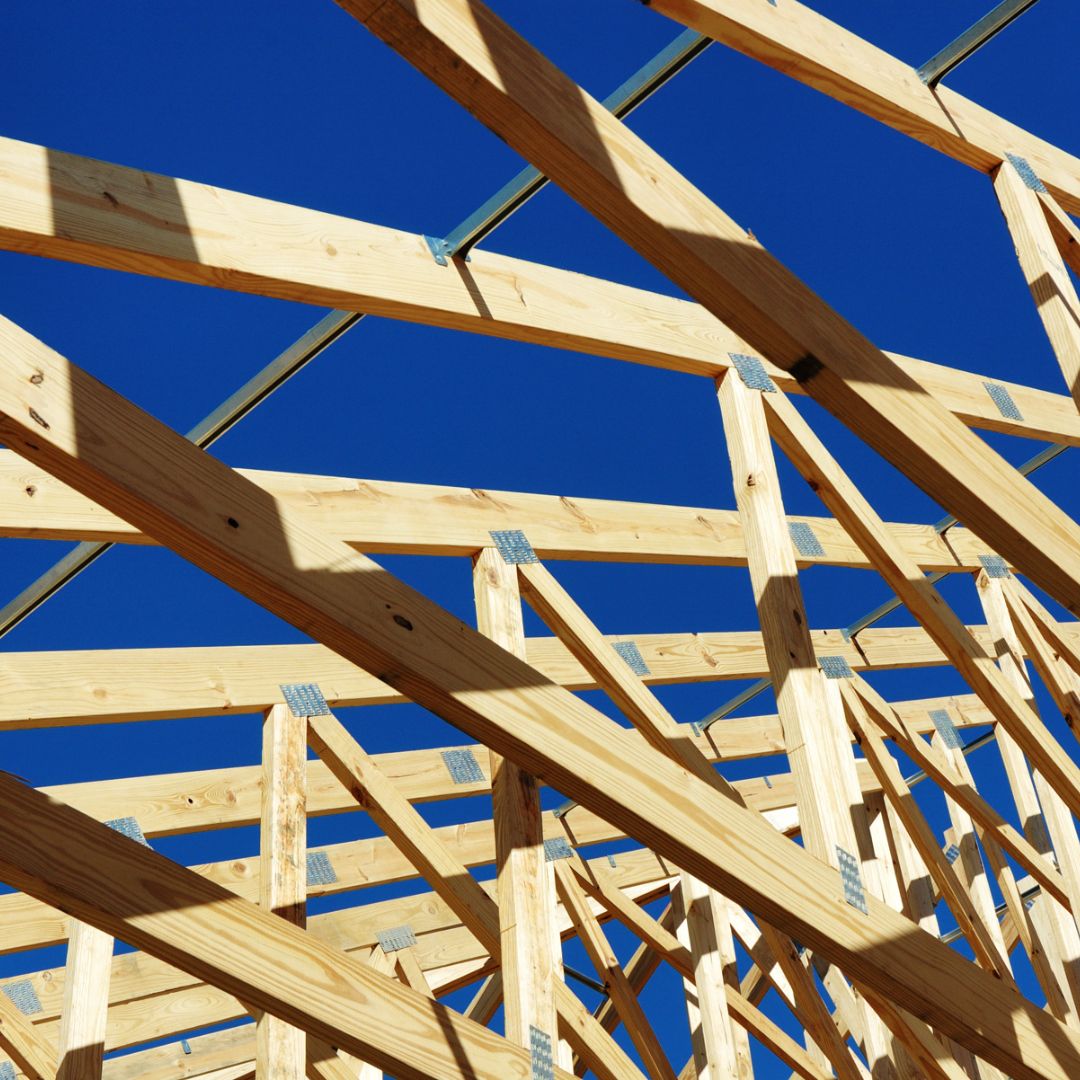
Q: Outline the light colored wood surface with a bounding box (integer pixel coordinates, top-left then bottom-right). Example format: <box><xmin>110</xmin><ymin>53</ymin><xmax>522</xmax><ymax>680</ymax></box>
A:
<box><xmin>257</xmin><ymin>704</ymin><xmax>308</xmax><ymax>1080</ymax></box>
<box><xmin>0</xmin><ymin>449</ymin><xmax>1003</xmax><ymax>572</ymax></box>
<box><xmin>56</xmin><ymin>917</ymin><xmax>113</xmax><ymax>1080</ymax></box>
<box><xmin>0</xmin><ymin>626</ymin><xmax>1005</xmax><ymax>729</ymax></box>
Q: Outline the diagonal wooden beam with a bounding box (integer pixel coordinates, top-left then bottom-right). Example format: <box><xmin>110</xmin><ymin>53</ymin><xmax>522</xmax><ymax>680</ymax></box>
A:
<box><xmin>0</xmin><ymin>317</ymin><xmax>1077</xmax><ymax>1074</ymax></box>
<box><xmin>334</xmin><ymin>0</ymin><xmax>1080</xmax><ymax>623</ymax></box>
<box><xmin>993</xmin><ymin>158</ymin><xmax>1080</xmax><ymax>409</ymax></box>
<box><xmin>0</xmin><ymin>774</ymin><xmax>566</xmax><ymax>1079</ymax></box>
<box><xmin>640</xmin><ymin>0</ymin><xmax>1080</xmax><ymax>215</ymax></box>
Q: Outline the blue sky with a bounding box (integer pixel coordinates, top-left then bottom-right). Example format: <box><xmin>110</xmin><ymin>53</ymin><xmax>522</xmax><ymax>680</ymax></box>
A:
<box><xmin>1</xmin><ymin>1</ymin><xmax>1079</xmax><ymax>1074</ymax></box>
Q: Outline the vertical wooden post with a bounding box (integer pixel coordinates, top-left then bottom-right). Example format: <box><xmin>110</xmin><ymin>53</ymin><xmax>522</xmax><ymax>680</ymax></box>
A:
<box><xmin>56</xmin><ymin>918</ymin><xmax>113</xmax><ymax>1080</ymax></box>
<box><xmin>673</xmin><ymin>872</ymin><xmax>750</xmax><ymax>1079</ymax></box>
<box><xmin>472</xmin><ymin>546</ymin><xmax>559</xmax><ymax>1053</ymax></box>
<box><xmin>716</xmin><ymin>369</ymin><xmax>903</xmax><ymax>1075</ymax></box>
<box><xmin>257</xmin><ymin>702</ymin><xmax>308</xmax><ymax>1080</ymax></box>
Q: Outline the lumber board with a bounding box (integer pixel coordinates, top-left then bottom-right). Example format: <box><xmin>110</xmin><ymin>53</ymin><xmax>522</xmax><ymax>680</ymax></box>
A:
<box><xmin>0</xmin><ymin>318</ymin><xmax>1075</xmax><ymax>1073</ymax></box>
<box><xmin>337</xmin><ymin>0</ymin><xmax>1080</xmax><ymax>622</ymax></box>
<box><xmin>0</xmin><ymin>135</ymin><xmax>1077</xmax><ymax>446</ymax></box>
<box><xmin>643</xmin><ymin>0</ymin><xmax>1080</xmax><ymax>216</ymax></box>
<box><xmin>0</xmin><ymin>627</ymin><xmax>1014</xmax><ymax>728</ymax></box>
<box><xmin>0</xmin><ymin>450</ymin><xmax>1001</xmax><ymax>572</ymax></box>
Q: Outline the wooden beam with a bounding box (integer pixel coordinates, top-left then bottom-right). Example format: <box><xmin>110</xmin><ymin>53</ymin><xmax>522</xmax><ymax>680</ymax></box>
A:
<box><xmin>56</xmin><ymin>917</ymin><xmax>113</xmax><ymax>1080</ymax></box>
<box><xmin>0</xmin><ymin>627</ymin><xmax>1007</xmax><ymax>730</ymax></box>
<box><xmin>555</xmin><ymin>861</ymin><xmax>676</xmax><ymax>1080</ymax></box>
<box><xmin>0</xmin><ymin>450</ymin><xmax>1004</xmax><ymax>573</ymax></box>
<box><xmin>472</xmin><ymin>547</ymin><xmax>562</xmax><ymax>1059</ymax></box>
<box><xmin>839</xmin><ymin>685</ymin><xmax>1011</xmax><ymax>977</ymax></box>
<box><xmin>993</xmin><ymin>158</ymin><xmax>1080</xmax><ymax>408</ymax></box>
<box><xmin>641</xmin><ymin>0</ymin><xmax>1080</xmax><ymax>216</ymax></box>
<box><xmin>337</xmin><ymin>0</ymin><xmax>1080</xmax><ymax>623</ymax></box>
<box><xmin>2</xmin><ymin>135</ymin><xmax>1079</xmax><ymax>448</ymax></box>
<box><xmin>671</xmin><ymin>873</ymin><xmax>748</xmax><ymax>1080</ymax></box>
<box><xmin>257</xmin><ymin>704</ymin><xmax>308</xmax><ymax>1080</ymax></box>
<box><xmin>0</xmin><ymin>318</ymin><xmax>1076</xmax><ymax>1075</ymax></box>
<box><xmin>305</xmin><ymin>707</ymin><xmax>645</xmax><ymax>1080</ymax></box>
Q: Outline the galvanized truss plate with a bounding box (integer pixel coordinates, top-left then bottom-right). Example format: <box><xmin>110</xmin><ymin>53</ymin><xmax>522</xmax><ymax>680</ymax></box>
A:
<box><xmin>978</xmin><ymin>554</ymin><xmax>1010</xmax><ymax>579</ymax></box>
<box><xmin>529</xmin><ymin>1025</ymin><xmax>555</xmax><ymax>1080</ymax></box>
<box><xmin>611</xmin><ymin>640</ymin><xmax>650</xmax><ymax>676</ymax></box>
<box><xmin>280</xmin><ymin>682</ymin><xmax>331</xmax><ymax>718</ymax></box>
<box><xmin>306</xmin><ymin>850</ymin><xmax>338</xmax><ymax>887</ymax></box>
<box><xmin>543</xmin><ymin>837</ymin><xmax>575</xmax><ymax>862</ymax></box>
<box><xmin>836</xmin><ymin>846</ymin><xmax>868</xmax><ymax>915</ymax></box>
<box><xmin>929</xmin><ymin>708</ymin><xmax>963</xmax><ymax>750</ymax></box>
<box><xmin>982</xmin><ymin>381</ymin><xmax>1023</xmax><ymax>421</ymax></box>
<box><xmin>789</xmin><ymin>521</ymin><xmax>825</xmax><ymax>557</ymax></box>
<box><xmin>1</xmin><ymin>980</ymin><xmax>42</xmax><ymax>1016</ymax></box>
<box><xmin>442</xmin><ymin>748</ymin><xmax>485</xmax><ymax>785</ymax></box>
<box><xmin>1006</xmin><ymin>153</ymin><xmax>1048</xmax><ymax>193</ymax></box>
<box><xmin>489</xmin><ymin>529</ymin><xmax>538</xmax><ymax>565</ymax></box>
<box><xmin>729</xmin><ymin>352</ymin><xmax>777</xmax><ymax>393</ymax></box>
<box><xmin>376</xmin><ymin>925</ymin><xmax>418</xmax><ymax>953</ymax></box>
<box><xmin>105</xmin><ymin>816</ymin><xmax>150</xmax><ymax>847</ymax></box>
<box><xmin>819</xmin><ymin>655</ymin><xmax>854</xmax><ymax>680</ymax></box>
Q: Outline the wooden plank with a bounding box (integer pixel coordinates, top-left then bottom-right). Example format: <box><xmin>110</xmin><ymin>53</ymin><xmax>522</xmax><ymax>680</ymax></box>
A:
<box><xmin>0</xmin><ymin>450</ymin><xmax>1004</xmax><ymax>573</ymax></box>
<box><xmin>257</xmin><ymin>704</ymin><xmax>308</xmax><ymax>1080</ymax></box>
<box><xmin>976</xmin><ymin>571</ymin><xmax>1080</xmax><ymax>1026</ymax></box>
<box><xmin>0</xmin><ymin>627</ymin><xmax>1003</xmax><ymax>730</ymax></box>
<box><xmin>56</xmin><ymin>917</ymin><xmax>113</xmax><ymax>1080</ymax></box>
<box><xmin>1</xmin><ymin>135</ymin><xmax>1078</xmax><ymax>449</ymax></box>
<box><xmin>338</xmin><ymin>0</ymin><xmax>1080</xmax><ymax>622</ymax></box>
<box><xmin>672</xmin><ymin>873</ymin><xmax>747</xmax><ymax>1080</ymax></box>
<box><xmin>554</xmin><ymin>861</ymin><xmax>676</xmax><ymax>1080</ymax></box>
<box><xmin>993</xmin><ymin>158</ymin><xmax>1080</xmax><ymax>408</ymax></box>
<box><xmin>641</xmin><ymin>0</ymin><xmax>1080</xmax><ymax>216</ymax></box>
<box><xmin>839</xmin><ymin>684</ymin><xmax>1011</xmax><ymax>977</ymax></box>
<box><xmin>0</xmin><ymin>988</ymin><xmax>55</xmax><ymax>1080</ymax></box>
<box><xmin>473</xmin><ymin>547</ymin><xmax>561</xmax><ymax>1056</ymax></box>
<box><xmin>0</xmin><ymin>319</ymin><xmax>1076</xmax><ymax>1075</ymax></box>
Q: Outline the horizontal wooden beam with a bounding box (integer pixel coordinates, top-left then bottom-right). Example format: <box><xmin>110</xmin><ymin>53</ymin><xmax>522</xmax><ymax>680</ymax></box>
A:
<box><xmin>0</xmin><ymin>450</ymin><xmax>1000</xmax><ymax>571</ymax></box>
<box><xmin>0</xmin><ymin>626</ymin><xmax>1013</xmax><ymax>728</ymax></box>
<box><xmin>644</xmin><ymin>0</ymin><xmax>1080</xmax><ymax>216</ymax></box>
<box><xmin>0</xmin><ymin>308</ymin><xmax>1073</xmax><ymax>1074</ymax></box>
<box><xmin>0</xmin><ymin>773</ymin><xmax>809</xmax><ymax>956</ymax></box>
<box><xmin>0</xmin><ymin>136</ymin><xmax>1076</xmax><ymax>447</ymax></box>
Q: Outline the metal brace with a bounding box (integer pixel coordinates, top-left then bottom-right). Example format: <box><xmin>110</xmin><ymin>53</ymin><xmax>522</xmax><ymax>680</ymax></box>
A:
<box><xmin>611</xmin><ymin>640</ymin><xmax>650</xmax><ymax>676</ymax></box>
<box><xmin>529</xmin><ymin>1025</ymin><xmax>555</xmax><ymax>1080</ymax></box>
<box><xmin>978</xmin><ymin>554</ymin><xmax>1010</xmax><ymax>579</ymax></box>
<box><xmin>442</xmin><ymin>748</ymin><xmax>485</xmax><ymax>785</ymax></box>
<box><xmin>105</xmin><ymin>816</ymin><xmax>150</xmax><ymax>847</ymax></box>
<box><xmin>983</xmin><ymin>381</ymin><xmax>1023</xmax><ymax>421</ymax></box>
<box><xmin>929</xmin><ymin>708</ymin><xmax>964</xmax><ymax>750</ymax></box>
<box><xmin>1006</xmin><ymin>152</ymin><xmax>1048</xmax><ymax>193</ymax></box>
<box><xmin>376</xmin><ymin>925</ymin><xmax>418</xmax><ymax>953</ymax></box>
<box><xmin>836</xmin><ymin>846</ymin><xmax>868</xmax><ymax>914</ymax></box>
<box><xmin>543</xmin><ymin>837</ymin><xmax>575</xmax><ymax>862</ymax></box>
<box><xmin>944</xmin><ymin>843</ymin><xmax>962</xmax><ymax>865</ymax></box>
<box><xmin>306</xmin><ymin>850</ymin><xmax>338</xmax><ymax>887</ymax></box>
<box><xmin>489</xmin><ymin>529</ymin><xmax>538</xmax><ymax>565</ymax></box>
<box><xmin>819</xmin><ymin>655</ymin><xmax>854</xmax><ymax>680</ymax></box>
<box><xmin>729</xmin><ymin>352</ymin><xmax>777</xmax><ymax>393</ymax></box>
<box><xmin>1</xmin><ymin>981</ymin><xmax>42</xmax><ymax>1016</ymax></box>
<box><xmin>280</xmin><ymin>682</ymin><xmax>331</xmax><ymax>718</ymax></box>
<box><xmin>789</xmin><ymin>521</ymin><xmax>825</xmax><ymax>557</ymax></box>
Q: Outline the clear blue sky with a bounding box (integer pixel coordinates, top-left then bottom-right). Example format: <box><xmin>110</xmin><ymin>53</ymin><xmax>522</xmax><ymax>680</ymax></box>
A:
<box><xmin>1</xmin><ymin>1</ymin><xmax>1078</xmax><ymax>1074</ymax></box>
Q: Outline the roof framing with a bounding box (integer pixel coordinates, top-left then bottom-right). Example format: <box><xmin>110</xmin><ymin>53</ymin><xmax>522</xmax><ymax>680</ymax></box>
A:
<box><xmin>1</xmin><ymin>1</ymin><xmax>1079</xmax><ymax>1077</ymax></box>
